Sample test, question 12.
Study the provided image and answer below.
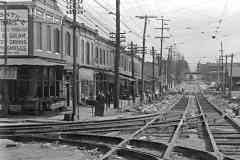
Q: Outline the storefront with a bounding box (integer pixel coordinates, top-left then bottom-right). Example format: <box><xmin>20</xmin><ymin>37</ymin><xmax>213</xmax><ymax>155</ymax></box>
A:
<box><xmin>0</xmin><ymin>60</ymin><xmax>65</xmax><ymax>114</ymax></box>
<box><xmin>79</xmin><ymin>68</ymin><xmax>96</xmax><ymax>102</ymax></box>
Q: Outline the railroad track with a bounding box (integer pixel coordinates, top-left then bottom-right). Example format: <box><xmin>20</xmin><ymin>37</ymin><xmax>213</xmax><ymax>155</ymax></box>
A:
<box><xmin>0</xmin><ymin>112</ymin><xmax>168</xmax><ymax>136</ymax></box>
<box><xmin>0</xmin><ymin>96</ymin><xmax>182</xmax><ymax>136</ymax></box>
<box><xmin>1</xmin><ymin>94</ymin><xmax>239</xmax><ymax>160</ymax></box>
<box><xmin>197</xmin><ymin>94</ymin><xmax>240</xmax><ymax>160</ymax></box>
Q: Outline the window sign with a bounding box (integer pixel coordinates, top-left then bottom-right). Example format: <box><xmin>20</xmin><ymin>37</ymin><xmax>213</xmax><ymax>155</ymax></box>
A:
<box><xmin>0</xmin><ymin>9</ymin><xmax>28</xmax><ymax>55</ymax></box>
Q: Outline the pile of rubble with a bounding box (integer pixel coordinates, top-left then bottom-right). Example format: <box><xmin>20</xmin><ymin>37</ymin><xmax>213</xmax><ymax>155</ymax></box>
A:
<box><xmin>137</xmin><ymin>95</ymin><xmax>182</xmax><ymax>114</ymax></box>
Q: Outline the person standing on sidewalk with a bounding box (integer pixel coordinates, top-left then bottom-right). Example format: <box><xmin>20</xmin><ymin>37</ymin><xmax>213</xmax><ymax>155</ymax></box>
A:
<box><xmin>95</xmin><ymin>91</ymin><xmax>105</xmax><ymax>116</ymax></box>
<box><xmin>105</xmin><ymin>91</ymin><xmax>111</xmax><ymax>110</ymax></box>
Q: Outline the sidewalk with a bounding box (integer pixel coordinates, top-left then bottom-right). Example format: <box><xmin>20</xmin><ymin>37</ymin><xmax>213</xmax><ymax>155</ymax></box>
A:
<box><xmin>0</xmin><ymin>94</ymin><xmax>181</xmax><ymax>125</ymax></box>
<box><xmin>0</xmin><ymin>104</ymin><xmax>137</xmax><ymax>125</ymax></box>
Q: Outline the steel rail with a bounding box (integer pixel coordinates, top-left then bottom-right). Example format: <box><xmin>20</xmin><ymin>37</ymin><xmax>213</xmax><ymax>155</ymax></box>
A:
<box><xmin>195</xmin><ymin>95</ymin><xmax>222</xmax><ymax>160</ymax></box>
<box><xmin>98</xmin><ymin>95</ymin><xmax>186</xmax><ymax>160</ymax></box>
<box><xmin>0</xmin><ymin>98</ymin><xmax>182</xmax><ymax>136</ymax></box>
<box><xmin>198</xmin><ymin>94</ymin><xmax>240</xmax><ymax>160</ymax></box>
<box><xmin>3</xmin><ymin>95</ymin><xmax>236</xmax><ymax>160</ymax></box>
<box><xmin>162</xmin><ymin>95</ymin><xmax>191</xmax><ymax>159</ymax></box>
<box><xmin>2</xmin><ymin>119</ymin><xmax>180</xmax><ymax>137</ymax></box>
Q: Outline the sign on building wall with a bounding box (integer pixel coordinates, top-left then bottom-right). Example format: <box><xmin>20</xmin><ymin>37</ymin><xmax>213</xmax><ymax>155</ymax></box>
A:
<box><xmin>0</xmin><ymin>9</ymin><xmax>28</xmax><ymax>55</ymax></box>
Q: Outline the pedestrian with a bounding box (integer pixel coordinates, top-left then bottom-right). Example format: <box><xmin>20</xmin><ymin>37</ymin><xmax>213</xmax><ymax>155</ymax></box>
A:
<box><xmin>105</xmin><ymin>91</ymin><xmax>111</xmax><ymax>110</ymax></box>
<box><xmin>95</xmin><ymin>91</ymin><xmax>105</xmax><ymax>116</ymax></box>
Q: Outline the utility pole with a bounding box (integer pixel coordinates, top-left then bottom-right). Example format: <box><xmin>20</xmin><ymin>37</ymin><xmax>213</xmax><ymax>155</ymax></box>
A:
<box><xmin>1</xmin><ymin>1</ymin><xmax>8</xmax><ymax>114</ymax></box>
<box><xmin>155</xmin><ymin>16</ymin><xmax>169</xmax><ymax>95</ymax></box>
<box><xmin>164</xmin><ymin>58</ymin><xmax>167</xmax><ymax>92</ymax></box>
<box><xmin>3</xmin><ymin>2</ymin><xmax>7</xmax><ymax>65</ymax></box>
<box><xmin>220</xmin><ymin>41</ymin><xmax>224</xmax><ymax>93</ymax></box>
<box><xmin>229</xmin><ymin>54</ymin><xmax>233</xmax><ymax>98</ymax></box>
<box><xmin>167</xmin><ymin>47</ymin><xmax>171</xmax><ymax>89</ymax></box>
<box><xmin>157</xmin><ymin>54</ymin><xmax>161</xmax><ymax>96</ymax></box>
<box><xmin>217</xmin><ymin>56</ymin><xmax>220</xmax><ymax>87</ymax></box>
<box><xmin>66</xmin><ymin>0</ymin><xmax>83</xmax><ymax>120</ymax></box>
<box><xmin>114</xmin><ymin>0</ymin><xmax>120</xmax><ymax>109</ymax></box>
<box><xmin>130</xmin><ymin>41</ymin><xmax>135</xmax><ymax>103</ymax></box>
<box><xmin>136</xmin><ymin>15</ymin><xmax>157</xmax><ymax>104</ymax></box>
<box><xmin>152</xmin><ymin>47</ymin><xmax>155</xmax><ymax>96</ymax></box>
<box><xmin>224</xmin><ymin>55</ymin><xmax>228</xmax><ymax>95</ymax></box>
<box><xmin>72</xmin><ymin>0</ymin><xmax>77</xmax><ymax>121</ymax></box>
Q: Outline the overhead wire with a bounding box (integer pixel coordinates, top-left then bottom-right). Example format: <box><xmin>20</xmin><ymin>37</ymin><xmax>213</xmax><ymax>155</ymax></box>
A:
<box><xmin>57</xmin><ymin>0</ymin><xmax>114</xmax><ymax>36</ymax></box>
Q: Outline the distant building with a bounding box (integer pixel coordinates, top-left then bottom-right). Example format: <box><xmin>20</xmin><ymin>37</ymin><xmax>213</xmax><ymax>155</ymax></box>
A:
<box><xmin>199</xmin><ymin>63</ymin><xmax>219</xmax><ymax>82</ymax></box>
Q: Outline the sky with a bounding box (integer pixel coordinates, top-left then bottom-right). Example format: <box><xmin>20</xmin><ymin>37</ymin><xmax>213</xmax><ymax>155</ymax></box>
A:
<box><xmin>68</xmin><ymin>0</ymin><xmax>240</xmax><ymax>71</ymax></box>
<box><xmin>7</xmin><ymin>0</ymin><xmax>240</xmax><ymax>71</ymax></box>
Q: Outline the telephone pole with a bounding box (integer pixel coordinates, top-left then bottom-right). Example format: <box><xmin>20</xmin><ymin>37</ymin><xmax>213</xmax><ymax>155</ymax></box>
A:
<box><xmin>136</xmin><ymin>15</ymin><xmax>157</xmax><ymax>104</ymax></box>
<box><xmin>113</xmin><ymin>0</ymin><xmax>121</xmax><ymax>109</ymax></box>
<box><xmin>229</xmin><ymin>54</ymin><xmax>233</xmax><ymax>98</ymax></box>
<box><xmin>220</xmin><ymin>41</ymin><xmax>224</xmax><ymax>93</ymax></box>
<box><xmin>3</xmin><ymin>2</ymin><xmax>7</xmax><ymax>65</ymax></box>
<box><xmin>72</xmin><ymin>0</ymin><xmax>77</xmax><ymax>120</ymax></box>
<box><xmin>130</xmin><ymin>41</ymin><xmax>135</xmax><ymax>103</ymax></box>
<box><xmin>155</xmin><ymin>16</ymin><xmax>169</xmax><ymax>95</ymax></box>
<box><xmin>66</xmin><ymin>0</ymin><xmax>83</xmax><ymax>120</ymax></box>
<box><xmin>152</xmin><ymin>47</ymin><xmax>155</xmax><ymax>96</ymax></box>
<box><xmin>224</xmin><ymin>55</ymin><xmax>228</xmax><ymax>95</ymax></box>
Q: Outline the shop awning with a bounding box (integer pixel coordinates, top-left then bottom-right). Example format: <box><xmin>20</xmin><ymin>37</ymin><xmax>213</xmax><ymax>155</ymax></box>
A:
<box><xmin>119</xmin><ymin>74</ymin><xmax>136</xmax><ymax>81</ymax></box>
<box><xmin>0</xmin><ymin>58</ymin><xmax>65</xmax><ymax>66</ymax></box>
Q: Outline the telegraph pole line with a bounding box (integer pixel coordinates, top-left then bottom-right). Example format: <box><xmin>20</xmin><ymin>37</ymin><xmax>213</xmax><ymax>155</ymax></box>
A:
<box><xmin>224</xmin><ymin>55</ymin><xmax>228</xmax><ymax>95</ymax></box>
<box><xmin>72</xmin><ymin>0</ymin><xmax>77</xmax><ymax>121</ymax></box>
<box><xmin>114</xmin><ymin>0</ymin><xmax>120</xmax><ymax>109</ymax></box>
<box><xmin>167</xmin><ymin>47</ymin><xmax>171</xmax><ymax>89</ymax></box>
<box><xmin>136</xmin><ymin>15</ymin><xmax>157</xmax><ymax>104</ymax></box>
<box><xmin>3</xmin><ymin>2</ymin><xmax>7</xmax><ymax>65</ymax></box>
<box><xmin>229</xmin><ymin>54</ymin><xmax>233</xmax><ymax>98</ymax></box>
<box><xmin>157</xmin><ymin>54</ymin><xmax>161</xmax><ymax>96</ymax></box>
<box><xmin>217</xmin><ymin>55</ymin><xmax>220</xmax><ymax>86</ymax></box>
<box><xmin>66</xmin><ymin>0</ymin><xmax>83</xmax><ymax>120</ymax></box>
<box><xmin>155</xmin><ymin>16</ymin><xmax>169</xmax><ymax>95</ymax></box>
<box><xmin>152</xmin><ymin>47</ymin><xmax>155</xmax><ymax>96</ymax></box>
<box><xmin>130</xmin><ymin>41</ymin><xmax>135</xmax><ymax>103</ymax></box>
<box><xmin>220</xmin><ymin>41</ymin><xmax>224</xmax><ymax>93</ymax></box>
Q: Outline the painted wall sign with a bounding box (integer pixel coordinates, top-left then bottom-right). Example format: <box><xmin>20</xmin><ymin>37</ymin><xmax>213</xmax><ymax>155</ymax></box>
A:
<box><xmin>0</xmin><ymin>9</ymin><xmax>28</xmax><ymax>55</ymax></box>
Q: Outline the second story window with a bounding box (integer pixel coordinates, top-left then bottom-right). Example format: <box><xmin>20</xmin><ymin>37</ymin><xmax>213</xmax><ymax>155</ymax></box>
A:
<box><xmin>81</xmin><ymin>40</ymin><xmax>84</xmax><ymax>64</ymax></box>
<box><xmin>65</xmin><ymin>32</ymin><xmax>71</xmax><ymax>56</ymax></box>
<box><xmin>54</xmin><ymin>28</ymin><xmax>60</xmax><ymax>53</ymax></box>
<box><xmin>35</xmin><ymin>22</ymin><xmax>42</xmax><ymax>49</ymax></box>
<box><xmin>75</xmin><ymin>36</ymin><xmax>78</xmax><ymax>57</ymax></box>
<box><xmin>95</xmin><ymin>47</ymin><xmax>99</xmax><ymax>64</ymax></box>
<box><xmin>100</xmin><ymin>48</ymin><xmax>102</xmax><ymax>65</ymax></box>
<box><xmin>86</xmin><ymin>42</ymin><xmax>90</xmax><ymax>65</ymax></box>
<box><xmin>103</xmin><ymin>50</ymin><xmax>106</xmax><ymax>65</ymax></box>
<box><xmin>91</xmin><ymin>43</ymin><xmax>94</xmax><ymax>65</ymax></box>
<box><xmin>46</xmin><ymin>25</ymin><xmax>51</xmax><ymax>51</ymax></box>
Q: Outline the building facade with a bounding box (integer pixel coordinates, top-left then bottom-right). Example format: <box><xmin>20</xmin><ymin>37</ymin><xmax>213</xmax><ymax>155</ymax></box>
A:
<box><xmin>0</xmin><ymin>0</ymin><xmax>142</xmax><ymax>114</ymax></box>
